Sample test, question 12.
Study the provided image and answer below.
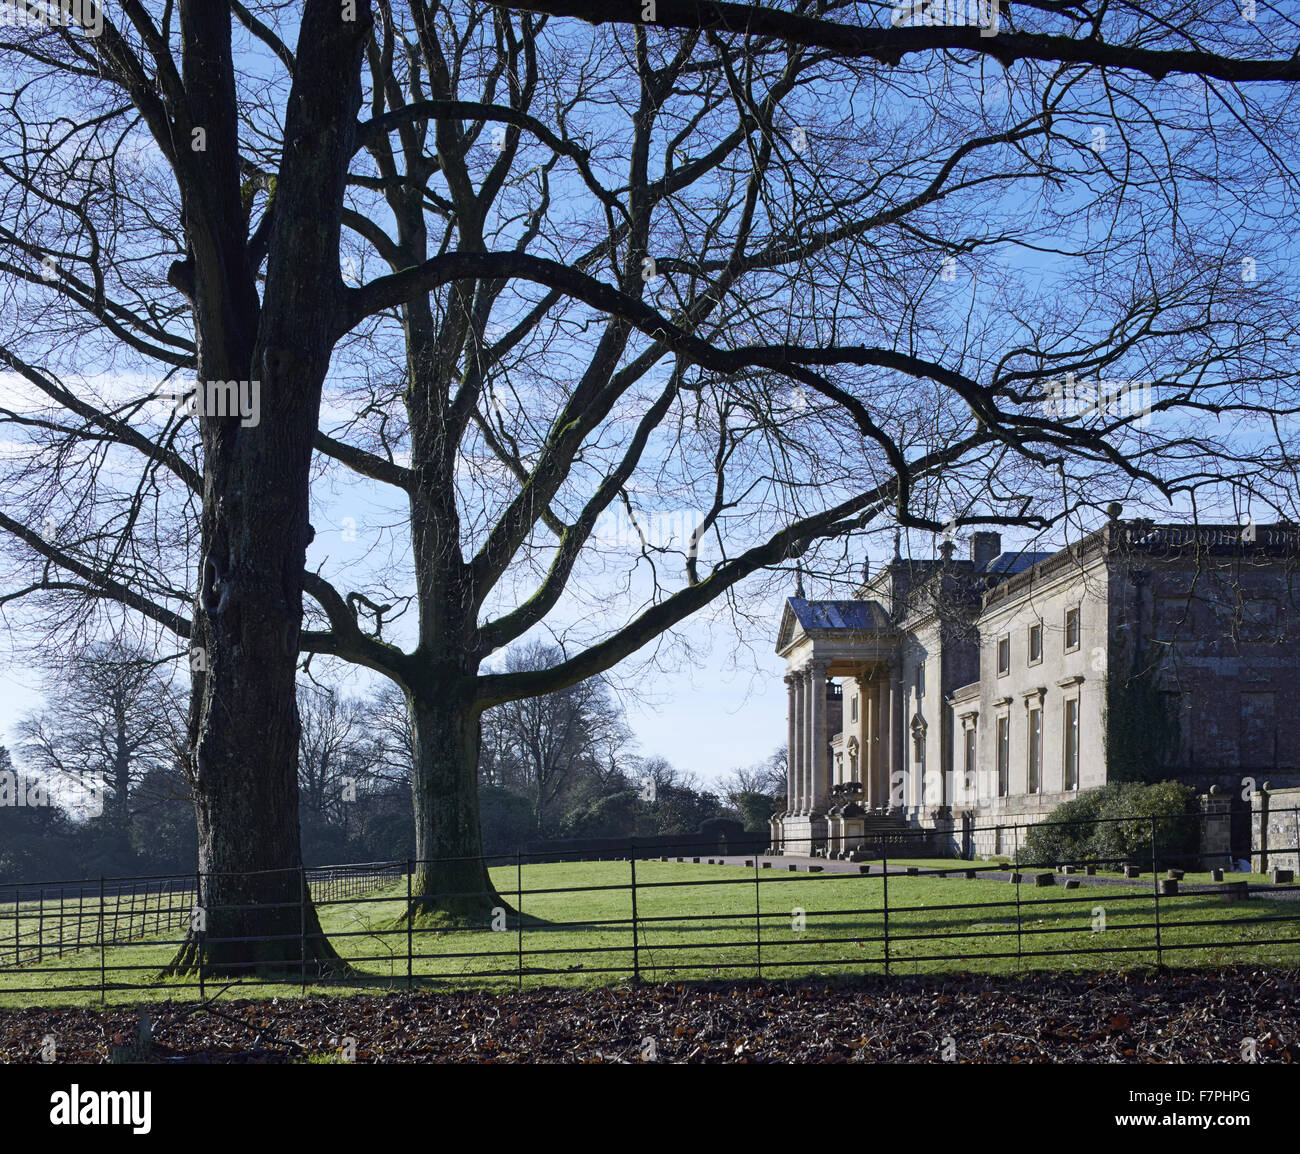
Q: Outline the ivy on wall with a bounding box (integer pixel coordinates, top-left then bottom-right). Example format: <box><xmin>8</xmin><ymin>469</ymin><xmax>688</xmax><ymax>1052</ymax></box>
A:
<box><xmin>1104</xmin><ymin>646</ymin><xmax>1181</xmax><ymax>783</ymax></box>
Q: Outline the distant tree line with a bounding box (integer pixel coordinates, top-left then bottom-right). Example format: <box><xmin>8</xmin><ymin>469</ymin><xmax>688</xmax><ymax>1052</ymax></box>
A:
<box><xmin>0</xmin><ymin>640</ymin><xmax>785</xmax><ymax>883</ymax></box>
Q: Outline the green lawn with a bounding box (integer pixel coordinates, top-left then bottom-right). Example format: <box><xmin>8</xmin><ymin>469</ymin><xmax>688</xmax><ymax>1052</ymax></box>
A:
<box><xmin>1</xmin><ymin>860</ymin><xmax>1297</xmax><ymax>1008</ymax></box>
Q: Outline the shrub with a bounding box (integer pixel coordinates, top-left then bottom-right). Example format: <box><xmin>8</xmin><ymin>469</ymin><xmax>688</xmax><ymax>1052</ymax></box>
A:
<box><xmin>1095</xmin><ymin>780</ymin><xmax>1199</xmax><ymax>869</ymax></box>
<box><xmin>561</xmin><ymin>789</ymin><xmax>639</xmax><ymax>840</ymax></box>
<box><xmin>1020</xmin><ymin>781</ymin><xmax>1200</xmax><ymax>869</ymax></box>
<box><xmin>1019</xmin><ymin>786</ymin><xmax>1112</xmax><ymax>867</ymax></box>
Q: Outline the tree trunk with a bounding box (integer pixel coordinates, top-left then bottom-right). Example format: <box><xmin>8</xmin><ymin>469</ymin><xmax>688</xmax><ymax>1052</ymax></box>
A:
<box><xmin>405</xmin><ymin>683</ymin><xmax>510</xmax><ymax>926</ymax></box>
<box><xmin>167</xmin><ymin>0</ymin><xmax>371</xmax><ymax>977</ymax></box>
<box><xmin>168</xmin><ymin>410</ymin><xmax>347</xmax><ymax>976</ymax></box>
<box><xmin>111</xmin><ymin>742</ymin><xmax>131</xmax><ymax>840</ymax></box>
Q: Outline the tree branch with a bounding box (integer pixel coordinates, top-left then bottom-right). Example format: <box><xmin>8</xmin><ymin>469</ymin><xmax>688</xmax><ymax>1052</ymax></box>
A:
<box><xmin>488</xmin><ymin>2</ymin><xmax>1300</xmax><ymax>82</ymax></box>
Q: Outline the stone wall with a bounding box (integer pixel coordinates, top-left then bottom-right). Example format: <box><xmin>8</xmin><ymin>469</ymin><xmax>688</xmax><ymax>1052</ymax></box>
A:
<box><xmin>962</xmin><ymin>792</ymin><xmax>1236</xmax><ymax>866</ymax></box>
<box><xmin>1251</xmin><ymin>787</ymin><xmax>1300</xmax><ymax>873</ymax></box>
<box><xmin>964</xmin><ymin>801</ymin><xmax>1058</xmax><ymax>860</ymax></box>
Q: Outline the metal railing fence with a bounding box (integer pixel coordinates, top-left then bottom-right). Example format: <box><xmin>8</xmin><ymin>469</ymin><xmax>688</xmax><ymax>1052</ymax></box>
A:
<box><xmin>0</xmin><ymin>809</ymin><xmax>1295</xmax><ymax>1003</ymax></box>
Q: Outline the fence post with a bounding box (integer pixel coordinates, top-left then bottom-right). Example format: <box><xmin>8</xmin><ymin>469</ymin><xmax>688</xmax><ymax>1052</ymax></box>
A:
<box><xmin>1293</xmin><ymin>807</ymin><xmax>1299</xmax><ymax>875</ymax></box>
<box><xmin>880</xmin><ymin>836</ymin><xmax>890</xmax><ymax>977</ymax></box>
<box><xmin>196</xmin><ymin>870</ymin><xmax>205</xmax><ymax>1000</ymax></box>
<box><xmin>37</xmin><ymin>887</ymin><xmax>44</xmax><ymax>964</ymax></box>
<box><xmin>299</xmin><ymin>866</ymin><xmax>307</xmax><ymax>994</ymax></box>
<box><xmin>1258</xmin><ymin>786</ymin><xmax>1270</xmax><ymax>873</ymax></box>
<box><xmin>629</xmin><ymin>838</ymin><xmax>640</xmax><ymax>983</ymax></box>
<box><xmin>516</xmin><ymin>851</ymin><xmax>524</xmax><ymax>991</ymax></box>
<box><xmin>753</xmin><ymin>852</ymin><xmax>762</xmax><ymax>979</ymax></box>
<box><xmin>98</xmin><ymin>876</ymin><xmax>105</xmax><ymax>1004</ymax></box>
<box><xmin>1014</xmin><ymin>826</ymin><xmax>1023</xmax><ymax>971</ymax></box>
<box><xmin>406</xmin><ymin>859</ymin><xmax>414</xmax><ymax>990</ymax></box>
<box><xmin>1150</xmin><ymin>816</ymin><xmax>1163</xmax><ymax>969</ymax></box>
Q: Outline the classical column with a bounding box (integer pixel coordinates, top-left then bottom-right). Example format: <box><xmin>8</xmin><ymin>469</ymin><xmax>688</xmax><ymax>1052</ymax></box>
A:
<box><xmin>875</xmin><ymin>674</ymin><xmax>890</xmax><ymax>809</ymax></box>
<box><xmin>854</xmin><ymin>672</ymin><xmax>870</xmax><ymax>798</ymax></box>
<box><xmin>795</xmin><ymin>665</ymin><xmax>806</xmax><ymax>810</ymax></box>
<box><xmin>784</xmin><ymin>673</ymin><xmax>797</xmax><ymax>816</ymax></box>
<box><xmin>890</xmin><ymin>659</ymin><xmax>906</xmax><ymax>810</ymax></box>
<box><xmin>808</xmin><ymin>659</ymin><xmax>829</xmax><ymax>814</ymax></box>
<box><xmin>864</xmin><ymin>674</ymin><xmax>880</xmax><ymax>808</ymax></box>
<box><xmin>793</xmin><ymin>669</ymin><xmax>807</xmax><ymax>814</ymax></box>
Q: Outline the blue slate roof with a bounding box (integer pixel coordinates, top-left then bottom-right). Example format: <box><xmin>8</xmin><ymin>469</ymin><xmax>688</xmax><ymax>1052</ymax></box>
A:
<box><xmin>787</xmin><ymin>599</ymin><xmax>892</xmax><ymax>631</ymax></box>
<box><xmin>982</xmin><ymin>551</ymin><xmax>1054</xmax><ymax>578</ymax></box>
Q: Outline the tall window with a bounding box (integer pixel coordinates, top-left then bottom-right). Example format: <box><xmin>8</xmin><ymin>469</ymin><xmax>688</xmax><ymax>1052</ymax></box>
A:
<box><xmin>1064</xmin><ymin>605</ymin><xmax>1081</xmax><ymax>651</ymax></box>
<box><xmin>850</xmin><ymin>694</ymin><xmax>858</xmax><ymax>723</ymax></box>
<box><xmin>996</xmin><ymin>716</ymin><xmax>1009</xmax><ymax>797</ymax></box>
<box><xmin>917</xmin><ymin>662</ymin><xmax>926</xmax><ymax>697</ymax></box>
<box><xmin>1028</xmin><ymin>622</ymin><xmax>1043</xmax><ymax>664</ymax></box>
<box><xmin>997</xmin><ymin>636</ymin><xmax>1010</xmax><ymax>676</ymax></box>
<box><xmin>964</xmin><ymin>726</ymin><xmax>977</xmax><ymax>801</ymax></box>
<box><xmin>1063</xmin><ymin>698</ymin><xmax>1080</xmax><ymax>790</ymax></box>
<box><xmin>1027</xmin><ymin>707</ymin><xmax>1043</xmax><ymax>793</ymax></box>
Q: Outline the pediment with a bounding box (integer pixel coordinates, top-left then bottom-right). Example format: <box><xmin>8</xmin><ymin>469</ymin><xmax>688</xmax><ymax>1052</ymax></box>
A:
<box><xmin>775</xmin><ymin>597</ymin><xmax>893</xmax><ymax>656</ymax></box>
<box><xmin>775</xmin><ymin>601</ymin><xmax>806</xmax><ymax>654</ymax></box>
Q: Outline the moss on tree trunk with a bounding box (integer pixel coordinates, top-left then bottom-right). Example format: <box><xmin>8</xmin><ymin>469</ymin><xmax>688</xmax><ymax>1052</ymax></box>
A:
<box><xmin>401</xmin><ymin>686</ymin><xmax>514</xmax><ymax>928</ymax></box>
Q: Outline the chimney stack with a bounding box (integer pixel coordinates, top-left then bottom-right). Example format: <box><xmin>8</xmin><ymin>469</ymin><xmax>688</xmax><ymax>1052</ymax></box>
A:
<box><xmin>971</xmin><ymin>531</ymin><xmax>1001</xmax><ymax>569</ymax></box>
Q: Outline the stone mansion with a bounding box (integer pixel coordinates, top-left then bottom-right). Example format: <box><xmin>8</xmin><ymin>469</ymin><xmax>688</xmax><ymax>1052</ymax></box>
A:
<box><xmin>768</xmin><ymin>516</ymin><xmax>1300</xmax><ymax>858</ymax></box>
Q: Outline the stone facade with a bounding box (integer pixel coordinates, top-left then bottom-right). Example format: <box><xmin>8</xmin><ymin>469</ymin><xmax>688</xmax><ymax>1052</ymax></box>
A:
<box><xmin>769</xmin><ymin>518</ymin><xmax>1300</xmax><ymax>858</ymax></box>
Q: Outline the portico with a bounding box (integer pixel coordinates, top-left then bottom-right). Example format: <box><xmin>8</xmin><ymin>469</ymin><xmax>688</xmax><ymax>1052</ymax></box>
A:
<box><xmin>770</xmin><ymin>599</ymin><xmax>902</xmax><ymax>856</ymax></box>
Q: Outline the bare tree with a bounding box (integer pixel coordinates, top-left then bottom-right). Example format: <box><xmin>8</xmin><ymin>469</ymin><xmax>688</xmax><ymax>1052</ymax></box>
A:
<box><xmin>365</xmin><ymin>681</ymin><xmax>416</xmax><ymax>792</ymax></box>
<box><xmin>0</xmin><ymin>0</ymin><xmax>388</xmax><ymax>972</ymax></box>
<box><xmin>16</xmin><ymin>640</ymin><xmax>185</xmax><ymax>838</ymax></box>
<box><xmin>296</xmin><ymin>681</ymin><xmax>385</xmax><ymax>834</ymax></box>
<box><xmin>482</xmin><ymin>641</ymin><xmax>633</xmax><ymax>834</ymax></box>
<box><xmin>296</xmin><ymin>1</ymin><xmax>1300</xmax><ymax>921</ymax></box>
<box><xmin>722</xmin><ymin>747</ymin><xmax>786</xmax><ymax>800</ymax></box>
<box><xmin>1</xmin><ymin>1</ymin><xmax>1299</xmax><ymax>945</ymax></box>
<box><xmin>720</xmin><ymin>746</ymin><xmax>787</xmax><ymax>828</ymax></box>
